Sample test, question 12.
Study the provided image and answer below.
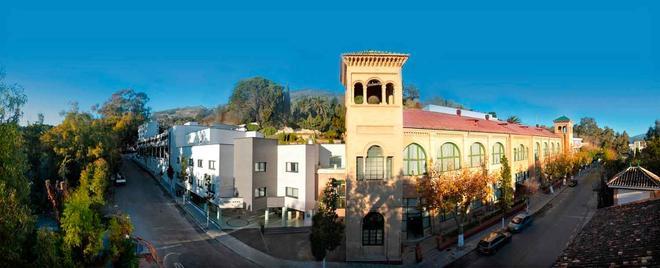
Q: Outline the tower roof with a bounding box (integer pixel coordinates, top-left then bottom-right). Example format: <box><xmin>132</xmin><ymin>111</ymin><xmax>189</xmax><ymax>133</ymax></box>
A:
<box><xmin>342</xmin><ymin>50</ymin><xmax>409</xmax><ymax>56</ymax></box>
<box><xmin>553</xmin><ymin>115</ymin><xmax>571</xmax><ymax>123</ymax></box>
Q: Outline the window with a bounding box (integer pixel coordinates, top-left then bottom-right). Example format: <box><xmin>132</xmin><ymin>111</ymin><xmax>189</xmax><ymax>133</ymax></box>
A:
<box><xmin>514</xmin><ymin>148</ymin><xmax>518</xmax><ymax>161</ymax></box>
<box><xmin>402</xmin><ymin>198</ymin><xmax>431</xmax><ymax>240</ymax></box>
<box><xmin>333</xmin><ymin>179</ymin><xmax>346</xmax><ymax>208</ymax></box>
<box><xmin>285</xmin><ymin>187</ymin><xmax>299</xmax><ymax>198</ymax></box>
<box><xmin>285</xmin><ymin>162</ymin><xmax>299</xmax><ymax>172</ymax></box>
<box><xmin>254</xmin><ymin>162</ymin><xmax>267</xmax><ymax>172</ymax></box>
<box><xmin>519</xmin><ymin>145</ymin><xmax>526</xmax><ymax>160</ymax></box>
<box><xmin>535</xmin><ymin>142</ymin><xmax>540</xmax><ymax>160</ymax></box>
<box><xmin>329</xmin><ymin>156</ymin><xmax>342</xmax><ymax>168</ymax></box>
<box><xmin>544</xmin><ymin>142</ymin><xmax>549</xmax><ymax>157</ymax></box>
<box><xmin>255</xmin><ymin>187</ymin><xmax>266</xmax><ymax>197</ymax></box>
<box><xmin>386</xmin><ymin>156</ymin><xmax>393</xmax><ymax>179</ymax></box>
<box><xmin>198</xmin><ymin>159</ymin><xmax>203</xmax><ymax>168</ymax></box>
<box><xmin>356</xmin><ymin>157</ymin><xmax>364</xmax><ymax>180</ymax></box>
<box><xmin>469</xmin><ymin>143</ymin><xmax>485</xmax><ymax>167</ymax></box>
<box><xmin>354</xmin><ymin>82</ymin><xmax>364</xmax><ymax>104</ymax></box>
<box><xmin>366</xmin><ymin>79</ymin><xmax>382</xmax><ymax>104</ymax></box>
<box><xmin>365</xmin><ymin>146</ymin><xmax>384</xmax><ymax>180</ymax></box>
<box><xmin>403</xmin><ymin>143</ymin><xmax>427</xmax><ymax>175</ymax></box>
<box><xmin>385</xmin><ymin>83</ymin><xmax>394</xmax><ymax>104</ymax></box>
<box><xmin>551</xmin><ymin>143</ymin><xmax>555</xmax><ymax>155</ymax></box>
<box><xmin>557</xmin><ymin>142</ymin><xmax>561</xmax><ymax>154</ymax></box>
<box><xmin>362</xmin><ymin>212</ymin><xmax>384</xmax><ymax>246</ymax></box>
<box><xmin>208</xmin><ymin>160</ymin><xmax>216</xmax><ymax>170</ymax></box>
<box><xmin>188</xmin><ymin>158</ymin><xmax>194</xmax><ymax>166</ymax></box>
<box><xmin>492</xmin><ymin>143</ymin><xmax>505</xmax><ymax>164</ymax></box>
<box><xmin>438</xmin><ymin>143</ymin><xmax>461</xmax><ymax>172</ymax></box>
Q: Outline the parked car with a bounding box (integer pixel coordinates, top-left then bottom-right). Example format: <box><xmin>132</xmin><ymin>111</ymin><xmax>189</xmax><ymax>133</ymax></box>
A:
<box><xmin>568</xmin><ymin>179</ymin><xmax>578</xmax><ymax>187</ymax></box>
<box><xmin>115</xmin><ymin>173</ymin><xmax>126</xmax><ymax>185</ymax></box>
<box><xmin>508</xmin><ymin>213</ymin><xmax>533</xmax><ymax>233</ymax></box>
<box><xmin>477</xmin><ymin>230</ymin><xmax>512</xmax><ymax>255</ymax></box>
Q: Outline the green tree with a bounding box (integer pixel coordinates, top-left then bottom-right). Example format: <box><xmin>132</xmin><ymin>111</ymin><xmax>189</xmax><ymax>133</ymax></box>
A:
<box><xmin>227</xmin><ymin>77</ymin><xmax>286</xmax><ymax>127</ymax></box>
<box><xmin>640</xmin><ymin>136</ymin><xmax>660</xmax><ymax>175</ymax></box>
<box><xmin>96</xmin><ymin>89</ymin><xmax>150</xmax><ymax>149</ymax></box>
<box><xmin>498</xmin><ymin>155</ymin><xmax>514</xmax><ymax>227</ymax></box>
<box><xmin>506</xmin><ymin>116</ymin><xmax>521</xmax><ymax>124</ymax></box>
<box><xmin>108</xmin><ymin>214</ymin><xmax>137</xmax><ymax>267</ymax></box>
<box><xmin>33</xmin><ymin>229</ymin><xmax>74</xmax><ymax>268</ymax></box>
<box><xmin>310</xmin><ymin>179</ymin><xmax>345</xmax><ymax>261</ymax></box>
<box><xmin>61</xmin><ymin>189</ymin><xmax>105</xmax><ymax>264</ymax></box>
<box><xmin>78</xmin><ymin>159</ymin><xmax>110</xmax><ymax>204</ymax></box>
<box><xmin>403</xmin><ymin>84</ymin><xmax>420</xmax><ymax>108</ymax></box>
<box><xmin>0</xmin><ymin>181</ymin><xmax>34</xmax><ymax>267</ymax></box>
<box><xmin>0</xmin><ymin>71</ymin><xmax>28</xmax><ymax>124</ymax></box>
<box><xmin>0</xmin><ymin>124</ymin><xmax>31</xmax><ymax>202</ymax></box>
<box><xmin>574</xmin><ymin>117</ymin><xmax>602</xmax><ymax>146</ymax></box>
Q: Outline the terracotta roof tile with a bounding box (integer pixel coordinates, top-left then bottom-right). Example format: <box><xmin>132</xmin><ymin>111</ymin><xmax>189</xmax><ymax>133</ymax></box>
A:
<box><xmin>403</xmin><ymin>109</ymin><xmax>561</xmax><ymax>138</ymax></box>
<box><xmin>554</xmin><ymin>199</ymin><xmax>660</xmax><ymax>267</ymax></box>
<box><xmin>607</xmin><ymin>166</ymin><xmax>660</xmax><ymax>191</ymax></box>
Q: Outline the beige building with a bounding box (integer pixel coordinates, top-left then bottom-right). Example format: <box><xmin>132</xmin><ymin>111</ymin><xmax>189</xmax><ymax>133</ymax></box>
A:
<box><xmin>339</xmin><ymin>51</ymin><xmax>570</xmax><ymax>263</ymax></box>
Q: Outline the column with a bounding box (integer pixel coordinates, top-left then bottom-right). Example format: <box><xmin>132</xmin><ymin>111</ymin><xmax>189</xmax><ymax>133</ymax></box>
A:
<box><xmin>264</xmin><ymin>209</ymin><xmax>269</xmax><ymax>226</ymax></box>
<box><xmin>281</xmin><ymin>207</ymin><xmax>287</xmax><ymax>226</ymax></box>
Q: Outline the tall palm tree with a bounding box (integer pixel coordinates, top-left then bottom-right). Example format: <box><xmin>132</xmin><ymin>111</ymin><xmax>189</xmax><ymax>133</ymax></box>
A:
<box><xmin>506</xmin><ymin>116</ymin><xmax>521</xmax><ymax>124</ymax></box>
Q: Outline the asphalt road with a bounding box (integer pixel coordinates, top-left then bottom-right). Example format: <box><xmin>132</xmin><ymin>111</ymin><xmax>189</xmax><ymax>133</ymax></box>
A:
<box><xmin>447</xmin><ymin>168</ymin><xmax>601</xmax><ymax>268</ymax></box>
<box><xmin>111</xmin><ymin>157</ymin><xmax>257</xmax><ymax>268</ymax></box>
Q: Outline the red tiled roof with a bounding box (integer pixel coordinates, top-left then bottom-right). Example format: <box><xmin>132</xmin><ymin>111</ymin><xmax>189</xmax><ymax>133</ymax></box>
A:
<box><xmin>607</xmin><ymin>166</ymin><xmax>660</xmax><ymax>191</ymax></box>
<box><xmin>403</xmin><ymin>109</ymin><xmax>561</xmax><ymax>138</ymax></box>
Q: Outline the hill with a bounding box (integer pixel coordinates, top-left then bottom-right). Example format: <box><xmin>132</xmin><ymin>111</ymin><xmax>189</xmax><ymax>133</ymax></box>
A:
<box><xmin>629</xmin><ymin>134</ymin><xmax>646</xmax><ymax>142</ymax></box>
<box><xmin>152</xmin><ymin>105</ymin><xmax>214</xmax><ymax>127</ymax></box>
<box><xmin>290</xmin><ymin>88</ymin><xmax>341</xmax><ymax>101</ymax></box>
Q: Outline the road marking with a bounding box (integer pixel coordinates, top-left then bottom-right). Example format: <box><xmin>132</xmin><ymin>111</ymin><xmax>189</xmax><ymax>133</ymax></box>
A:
<box><xmin>158</xmin><ymin>243</ymin><xmax>183</xmax><ymax>250</ymax></box>
<box><xmin>174</xmin><ymin>263</ymin><xmax>184</xmax><ymax>268</ymax></box>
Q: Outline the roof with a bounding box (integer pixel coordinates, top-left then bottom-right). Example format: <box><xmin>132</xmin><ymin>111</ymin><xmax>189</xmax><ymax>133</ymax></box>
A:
<box><xmin>553</xmin><ymin>116</ymin><xmax>571</xmax><ymax>123</ymax></box>
<box><xmin>607</xmin><ymin>166</ymin><xmax>660</xmax><ymax>191</ymax></box>
<box><xmin>342</xmin><ymin>50</ymin><xmax>408</xmax><ymax>56</ymax></box>
<box><xmin>403</xmin><ymin>109</ymin><xmax>561</xmax><ymax>138</ymax></box>
<box><xmin>554</xmin><ymin>199</ymin><xmax>660</xmax><ymax>267</ymax></box>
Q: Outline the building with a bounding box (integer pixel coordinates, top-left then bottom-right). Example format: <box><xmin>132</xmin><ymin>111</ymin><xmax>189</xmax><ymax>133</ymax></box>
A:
<box><xmin>629</xmin><ymin>140</ymin><xmax>647</xmax><ymax>155</ymax></box>
<box><xmin>339</xmin><ymin>51</ymin><xmax>570</xmax><ymax>262</ymax></box>
<box><xmin>555</xmin><ymin>198</ymin><xmax>660</xmax><ymax>267</ymax></box>
<box><xmin>607</xmin><ymin>166</ymin><xmax>660</xmax><ymax>205</ymax></box>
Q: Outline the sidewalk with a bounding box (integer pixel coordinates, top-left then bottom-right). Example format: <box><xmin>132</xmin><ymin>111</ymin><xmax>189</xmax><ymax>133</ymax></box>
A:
<box><xmin>418</xmin><ymin>167</ymin><xmax>599</xmax><ymax>268</ymax></box>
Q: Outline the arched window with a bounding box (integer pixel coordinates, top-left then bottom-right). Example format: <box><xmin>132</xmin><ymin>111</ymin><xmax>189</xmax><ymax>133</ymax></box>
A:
<box><xmin>365</xmin><ymin>145</ymin><xmax>384</xmax><ymax>180</ymax></box>
<box><xmin>557</xmin><ymin>142</ymin><xmax>561</xmax><ymax>153</ymax></box>
<box><xmin>438</xmin><ymin>143</ymin><xmax>461</xmax><ymax>172</ymax></box>
<box><xmin>362</xmin><ymin>212</ymin><xmax>384</xmax><ymax>245</ymax></box>
<box><xmin>535</xmin><ymin>142</ymin><xmax>540</xmax><ymax>160</ymax></box>
<box><xmin>469</xmin><ymin>143</ymin><xmax>485</xmax><ymax>167</ymax></box>
<box><xmin>492</xmin><ymin>142</ymin><xmax>505</xmax><ymax>164</ymax></box>
<box><xmin>513</xmin><ymin>148</ymin><xmax>518</xmax><ymax>161</ymax></box>
<box><xmin>519</xmin><ymin>144</ymin><xmax>526</xmax><ymax>160</ymax></box>
<box><xmin>551</xmin><ymin>143</ymin><xmax>555</xmax><ymax>155</ymax></box>
<box><xmin>544</xmin><ymin>142</ymin><xmax>549</xmax><ymax>157</ymax></box>
<box><xmin>385</xmin><ymin>83</ymin><xmax>394</xmax><ymax>104</ymax></box>
<box><xmin>354</xmin><ymin>82</ymin><xmax>364</xmax><ymax>104</ymax></box>
<box><xmin>366</xmin><ymin>79</ymin><xmax>382</xmax><ymax>104</ymax></box>
<box><xmin>403</xmin><ymin>143</ymin><xmax>426</xmax><ymax>175</ymax></box>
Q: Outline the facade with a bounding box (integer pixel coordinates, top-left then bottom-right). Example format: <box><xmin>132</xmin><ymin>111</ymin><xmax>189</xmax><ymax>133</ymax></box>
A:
<box><xmin>339</xmin><ymin>51</ymin><xmax>570</xmax><ymax>262</ymax></box>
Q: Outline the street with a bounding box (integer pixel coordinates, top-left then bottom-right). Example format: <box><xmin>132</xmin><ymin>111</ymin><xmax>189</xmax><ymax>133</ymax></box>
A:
<box><xmin>447</xmin><ymin>168</ymin><xmax>600</xmax><ymax>268</ymax></box>
<box><xmin>111</xmin><ymin>157</ymin><xmax>258</xmax><ymax>268</ymax></box>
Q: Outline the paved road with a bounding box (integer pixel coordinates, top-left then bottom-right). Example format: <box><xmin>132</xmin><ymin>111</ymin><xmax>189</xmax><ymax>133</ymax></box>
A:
<box><xmin>111</xmin><ymin>157</ymin><xmax>257</xmax><ymax>268</ymax></box>
<box><xmin>448</xmin><ymin>169</ymin><xmax>600</xmax><ymax>268</ymax></box>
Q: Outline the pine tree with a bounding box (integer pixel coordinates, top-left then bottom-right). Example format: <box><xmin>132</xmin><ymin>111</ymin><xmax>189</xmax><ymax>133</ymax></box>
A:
<box><xmin>499</xmin><ymin>155</ymin><xmax>514</xmax><ymax>225</ymax></box>
<box><xmin>310</xmin><ymin>179</ymin><xmax>345</xmax><ymax>261</ymax></box>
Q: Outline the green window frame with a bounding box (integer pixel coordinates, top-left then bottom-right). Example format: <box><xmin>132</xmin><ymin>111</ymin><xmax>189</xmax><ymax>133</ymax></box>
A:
<box><xmin>437</xmin><ymin>143</ymin><xmax>461</xmax><ymax>172</ymax></box>
<box><xmin>492</xmin><ymin>142</ymin><xmax>504</xmax><ymax>164</ymax></box>
<box><xmin>469</xmin><ymin>142</ymin><xmax>485</xmax><ymax>167</ymax></box>
<box><xmin>403</xmin><ymin>143</ymin><xmax>427</xmax><ymax>176</ymax></box>
<box><xmin>544</xmin><ymin>142</ymin><xmax>548</xmax><ymax>157</ymax></box>
<box><xmin>365</xmin><ymin>146</ymin><xmax>384</xmax><ymax>180</ymax></box>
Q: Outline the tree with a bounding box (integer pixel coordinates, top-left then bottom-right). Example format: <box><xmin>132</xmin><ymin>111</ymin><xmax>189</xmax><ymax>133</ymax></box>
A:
<box><xmin>0</xmin><ymin>181</ymin><xmax>34</xmax><ymax>267</ymax></box>
<box><xmin>107</xmin><ymin>214</ymin><xmax>137</xmax><ymax>266</ymax></box>
<box><xmin>96</xmin><ymin>89</ymin><xmax>150</xmax><ymax>149</ymax></box>
<box><xmin>506</xmin><ymin>116</ymin><xmax>521</xmax><ymax>124</ymax></box>
<box><xmin>0</xmin><ymin>124</ymin><xmax>31</xmax><ymax>202</ymax></box>
<box><xmin>78</xmin><ymin>159</ymin><xmax>109</xmax><ymax>204</ymax></box>
<box><xmin>33</xmin><ymin>229</ymin><xmax>73</xmax><ymax>268</ymax></box>
<box><xmin>574</xmin><ymin>117</ymin><xmax>602</xmax><ymax>145</ymax></box>
<box><xmin>310</xmin><ymin>179</ymin><xmax>344</xmax><ymax>261</ymax></box>
<box><xmin>498</xmin><ymin>155</ymin><xmax>514</xmax><ymax>227</ymax></box>
<box><xmin>403</xmin><ymin>84</ymin><xmax>421</xmax><ymax>108</ymax></box>
<box><xmin>640</xmin><ymin>134</ymin><xmax>660</xmax><ymax>175</ymax></box>
<box><xmin>60</xmin><ymin>189</ymin><xmax>105</xmax><ymax>264</ymax></box>
<box><xmin>227</xmin><ymin>77</ymin><xmax>286</xmax><ymax>127</ymax></box>
<box><xmin>417</xmin><ymin>165</ymin><xmax>497</xmax><ymax>247</ymax></box>
<box><xmin>0</xmin><ymin>71</ymin><xmax>28</xmax><ymax>124</ymax></box>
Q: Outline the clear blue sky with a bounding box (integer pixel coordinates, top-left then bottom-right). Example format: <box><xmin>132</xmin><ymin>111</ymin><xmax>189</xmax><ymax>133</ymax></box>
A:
<box><xmin>1</xmin><ymin>1</ymin><xmax>658</xmax><ymax>135</ymax></box>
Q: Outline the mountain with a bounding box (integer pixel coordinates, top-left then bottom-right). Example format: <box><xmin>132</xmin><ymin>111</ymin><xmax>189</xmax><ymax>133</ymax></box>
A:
<box><xmin>630</xmin><ymin>134</ymin><xmax>646</xmax><ymax>142</ymax></box>
<box><xmin>290</xmin><ymin>89</ymin><xmax>341</xmax><ymax>102</ymax></box>
<box><xmin>152</xmin><ymin>106</ymin><xmax>214</xmax><ymax>127</ymax></box>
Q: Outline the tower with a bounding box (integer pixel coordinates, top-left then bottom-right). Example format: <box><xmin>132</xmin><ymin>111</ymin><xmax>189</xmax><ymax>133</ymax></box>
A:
<box><xmin>340</xmin><ymin>51</ymin><xmax>408</xmax><ymax>262</ymax></box>
<box><xmin>553</xmin><ymin>116</ymin><xmax>573</xmax><ymax>154</ymax></box>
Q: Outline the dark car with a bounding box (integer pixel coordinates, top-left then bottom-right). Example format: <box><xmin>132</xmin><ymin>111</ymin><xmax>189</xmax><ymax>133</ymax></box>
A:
<box><xmin>477</xmin><ymin>230</ymin><xmax>512</xmax><ymax>255</ymax></box>
<box><xmin>114</xmin><ymin>173</ymin><xmax>126</xmax><ymax>186</ymax></box>
<box><xmin>568</xmin><ymin>179</ymin><xmax>578</xmax><ymax>187</ymax></box>
<box><xmin>508</xmin><ymin>213</ymin><xmax>533</xmax><ymax>233</ymax></box>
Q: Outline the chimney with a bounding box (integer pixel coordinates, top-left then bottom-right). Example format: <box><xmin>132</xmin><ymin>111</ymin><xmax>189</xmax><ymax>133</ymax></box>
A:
<box><xmin>485</xmin><ymin>114</ymin><xmax>490</xmax><ymax>120</ymax></box>
<box><xmin>456</xmin><ymin>109</ymin><xmax>462</xmax><ymax>116</ymax></box>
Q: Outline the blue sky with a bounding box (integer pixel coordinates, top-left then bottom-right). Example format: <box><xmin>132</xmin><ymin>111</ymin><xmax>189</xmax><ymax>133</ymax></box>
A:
<box><xmin>1</xmin><ymin>1</ymin><xmax>658</xmax><ymax>135</ymax></box>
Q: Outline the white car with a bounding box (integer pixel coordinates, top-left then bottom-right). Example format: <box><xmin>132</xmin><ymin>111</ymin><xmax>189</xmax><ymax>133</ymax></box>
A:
<box><xmin>115</xmin><ymin>173</ymin><xmax>126</xmax><ymax>185</ymax></box>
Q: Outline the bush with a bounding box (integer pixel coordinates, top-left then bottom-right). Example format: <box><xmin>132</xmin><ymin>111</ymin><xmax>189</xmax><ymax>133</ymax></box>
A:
<box><xmin>261</xmin><ymin>126</ymin><xmax>277</xmax><ymax>136</ymax></box>
<box><xmin>246</xmin><ymin>124</ymin><xmax>260</xmax><ymax>131</ymax></box>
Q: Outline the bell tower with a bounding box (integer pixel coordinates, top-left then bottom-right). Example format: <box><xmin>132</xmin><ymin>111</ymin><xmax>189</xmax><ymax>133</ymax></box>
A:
<box><xmin>553</xmin><ymin>116</ymin><xmax>574</xmax><ymax>154</ymax></box>
<box><xmin>340</xmin><ymin>51</ymin><xmax>408</xmax><ymax>262</ymax></box>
